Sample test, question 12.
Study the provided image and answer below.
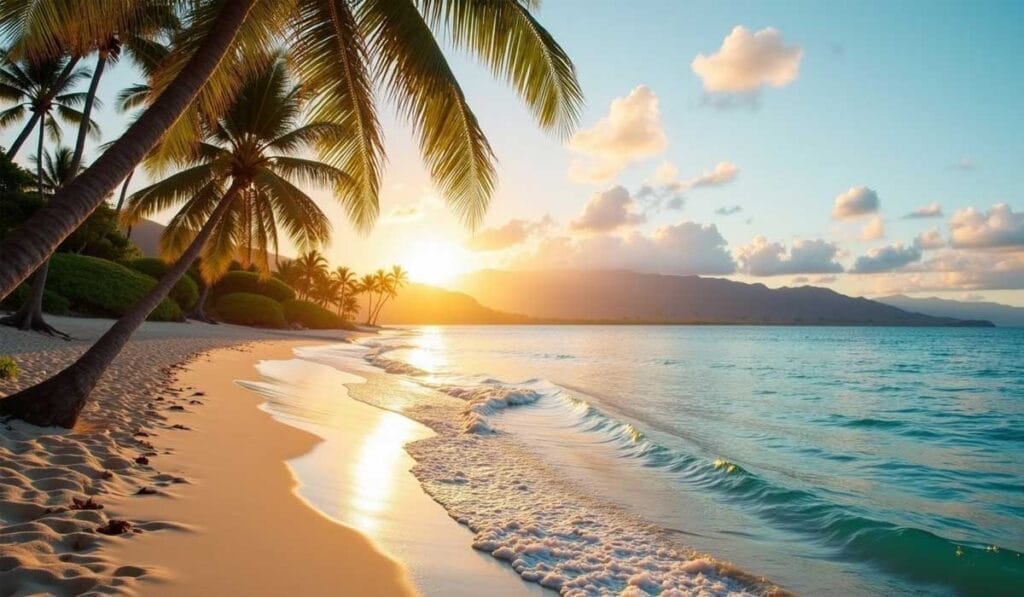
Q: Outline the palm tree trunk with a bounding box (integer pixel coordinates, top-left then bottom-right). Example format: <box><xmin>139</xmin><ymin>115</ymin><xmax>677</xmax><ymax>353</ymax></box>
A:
<box><xmin>6</xmin><ymin>57</ymin><xmax>81</xmax><ymax>158</ymax></box>
<box><xmin>70</xmin><ymin>52</ymin><xmax>107</xmax><ymax>169</ymax></box>
<box><xmin>0</xmin><ymin>0</ymin><xmax>257</xmax><ymax>302</ymax></box>
<box><xmin>114</xmin><ymin>170</ymin><xmax>134</xmax><ymax>219</ymax></box>
<box><xmin>0</xmin><ymin>185</ymin><xmax>241</xmax><ymax>428</ymax></box>
<box><xmin>188</xmin><ymin>282</ymin><xmax>215</xmax><ymax>323</ymax></box>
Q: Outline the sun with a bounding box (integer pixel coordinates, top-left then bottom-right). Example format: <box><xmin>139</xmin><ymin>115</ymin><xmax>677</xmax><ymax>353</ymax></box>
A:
<box><xmin>403</xmin><ymin>241</ymin><xmax>463</xmax><ymax>286</ymax></box>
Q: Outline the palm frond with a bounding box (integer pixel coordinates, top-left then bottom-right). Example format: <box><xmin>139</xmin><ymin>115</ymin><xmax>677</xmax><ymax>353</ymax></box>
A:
<box><xmin>418</xmin><ymin>0</ymin><xmax>582</xmax><ymax>138</ymax></box>
<box><xmin>291</xmin><ymin>0</ymin><xmax>383</xmax><ymax>231</ymax></box>
<box><xmin>123</xmin><ymin>163</ymin><xmax>220</xmax><ymax>223</ymax></box>
<box><xmin>360</xmin><ymin>0</ymin><xmax>495</xmax><ymax>228</ymax></box>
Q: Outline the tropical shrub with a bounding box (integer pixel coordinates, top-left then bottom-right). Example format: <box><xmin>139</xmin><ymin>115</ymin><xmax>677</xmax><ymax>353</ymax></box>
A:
<box><xmin>212</xmin><ymin>271</ymin><xmax>295</xmax><ymax>303</ymax></box>
<box><xmin>215</xmin><ymin>293</ymin><xmax>286</xmax><ymax>328</ymax></box>
<box><xmin>126</xmin><ymin>258</ymin><xmax>200</xmax><ymax>311</ymax></box>
<box><xmin>2</xmin><ymin>283</ymin><xmax>71</xmax><ymax>315</ymax></box>
<box><xmin>45</xmin><ymin>254</ymin><xmax>182</xmax><ymax>321</ymax></box>
<box><xmin>0</xmin><ymin>356</ymin><xmax>18</xmax><ymax>380</ymax></box>
<box><xmin>282</xmin><ymin>299</ymin><xmax>352</xmax><ymax>330</ymax></box>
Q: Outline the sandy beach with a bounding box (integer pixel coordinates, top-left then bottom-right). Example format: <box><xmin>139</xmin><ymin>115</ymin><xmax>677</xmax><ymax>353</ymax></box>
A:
<box><xmin>0</xmin><ymin>316</ymin><xmax>415</xmax><ymax>595</ymax></box>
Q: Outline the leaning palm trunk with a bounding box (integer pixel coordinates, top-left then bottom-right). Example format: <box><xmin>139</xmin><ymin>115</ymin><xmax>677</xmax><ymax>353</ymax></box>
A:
<box><xmin>0</xmin><ymin>0</ymin><xmax>256</xmax><ymax>302</ymax></box>
<box><xmin>4</xmin><ymin>53</ymin><xmax>109</xmax><ymax>339</ymax></box>
<box><xmin>188</xmin><ymin>282</ymin><xmax>215</xmax><ymax>323</ymax></box>
<box><xmin>5</xmin><ymin>57</ymin><xmax>81</xmax><ymax>158</ymax></box>
<box><xmin>0</xmin><ymin>186</ymin><xmax>240</xmax><ymax>428</ymax></box>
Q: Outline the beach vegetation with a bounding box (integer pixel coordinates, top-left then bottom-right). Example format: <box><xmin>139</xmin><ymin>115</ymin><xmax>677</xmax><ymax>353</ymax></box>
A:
<box><xmin>0</xmin><ymin>356</ymin><xmax>18</xmax><ymax>380</ymax></box>
<box><xmin>43</xmin><ymin>254</ymin><xmax>182</xmax><ymax>321</ymax></box>
<box><xmin>126</xmin><ymin>258</ymin><xmax>200</xmax><ymax>311</ymax></box>
<box><xmin>212</xmin><ymin>270</ymin><xmax>296</xmax><ymax>304</ymax></box>
<box><xmin>282</xmin><ymin>299</ymin><xmax>351</xmax><ymax>330</ymax></box>
<box><xmin>214</xmin><ymin>292</ymin><xmax>285</xmax><ymax>328</ymax></box>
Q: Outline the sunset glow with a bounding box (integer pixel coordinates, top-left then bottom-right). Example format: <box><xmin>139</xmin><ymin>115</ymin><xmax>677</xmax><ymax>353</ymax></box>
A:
<box><xmin>403</xmin><ymin>241</ymin><xmax>464</xmax><ymax>286</ymax></box>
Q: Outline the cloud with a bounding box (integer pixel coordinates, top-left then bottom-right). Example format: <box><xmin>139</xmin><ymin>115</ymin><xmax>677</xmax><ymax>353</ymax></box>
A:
<box><xmin>735</xmin><ymin>236</ymin><xmax>843</xmax><ymax>276</ymax></box>
<box><xmin>862</xmin><ymin>250</ymin><xmax>1024</xmax><ymax>292</ymax></box>
<box><xmin>382</xmin><ymin>204</ymin><xmax>423</xmax><ymax>224</ymax></box>
<box><xmin>464</xmin><ymin>217</ymin><xmax>554</xmax><ymax>252</ymax></box>
<box><xmin>903</xmin><ymin>202</ymin><xmax>943</xmax><ymax>219</ymax></box>
<box><xmin>715</xmin><ymin>205</ymin><xmax>743</xmax><ymax>216</ymax></box>
<box><xmin>850</xmin><ymin>243</ymin><xmax>922</xmax><ymax>273</ymax></box>
<box><xmin>570</xmin><ymin>186</ymin><xmax>646</xmax><ymax>232</ymax></box>
<box><xmin>949</xmin><ymin>203</ymin><xmax>1024</xmax><ymax>249</ymax></box>
<box><xmin>913</xmin><ymin>228</ymin><xmax>945</xmax><ymax>250</ymax></box>
<box><xmin>517</xmin><ymin>221</ymin><xmax>736</xmax><ymax>276</ymax></box>
<box><xmin>832</xmin><ymin>186</ymin><xmax>880</xmax><ymax>219</ymax></box>
<box><xmin>691</xmin><ymin>26</ymin><xmax>803</xmax><ymax>93</ymax></box>
<box><xmin>860</xmin><ymin>216</ymin><xmax>885</xmax><ymax>241</ymax></box>
<box><xmin>641</xmin><ymin>161</ymin><xmax>739</xmax><ymax>208</ymax></box>
<box><xmin>568</xmin><ymin>86</ymin><xmax>667</xmax><ymax>183</ymax></box>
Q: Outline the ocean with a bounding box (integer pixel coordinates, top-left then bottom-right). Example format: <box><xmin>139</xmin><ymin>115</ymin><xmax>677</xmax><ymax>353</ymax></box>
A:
<box><xmin>266</xmin><ymin>325</ymin><xmax>1024</xmax><ymax>595</ymax></box>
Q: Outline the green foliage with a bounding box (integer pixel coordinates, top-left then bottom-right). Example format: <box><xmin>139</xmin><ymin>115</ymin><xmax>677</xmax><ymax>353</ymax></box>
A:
<box><xmin>282</xmin><ymin>299</ymin><xmax>352</xmax><ymax>330</ymax></box>
<box><xmin>2</xmin><ymin>283</ymin><xmax>71</xmax><ymax>315</ymax></box>
<box><xmin>212</xmin><ymin>271</ymin><xmax>295</xmax><ymax>303</ymax></box>
<box><xmin>45</xmin><ymin>254</ymin><xmax>182</xmax><ymax>321</ymax></box>
<box><xmin>60</xmin><ymin>203</ymin><xmax>138</xmax><ymax>261</ymax></box>
<box><xmin>215</xmin><ymin>293</ymin><xmax>285</xmax><ymax>328</ymax></box>
<box><xmin>0</xmin><ymin>356</ymin><xmax>18</xmax><ymax>380</ymax></box>
<box><xmin>126</xmin><ymin>258</ymin><xmax>200</xmax><ymax>311</ymax></box>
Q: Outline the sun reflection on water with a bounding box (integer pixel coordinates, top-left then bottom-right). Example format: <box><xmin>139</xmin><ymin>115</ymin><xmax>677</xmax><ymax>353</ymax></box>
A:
<box><xmin>402</xmin><ymin>326</ymin><xmax>448</xmax><ymax>375</ymax></box>
<box><xmin>349</xmin><ymin>411</ymin><xmax>420</xmax><ymax>535</ymax></box>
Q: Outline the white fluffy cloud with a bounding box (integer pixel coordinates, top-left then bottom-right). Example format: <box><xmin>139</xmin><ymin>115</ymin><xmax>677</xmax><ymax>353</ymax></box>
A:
<box><xmin>832</xmin><ymin>186</ymin><xmax>880</xmax><ymax>219</ymax></box>
<box><xmin>850</xmin><ymin>243</ymin><xmax>922</xmax><ymax>273</ymax></box>
<box><xmin>640</xmin><ymin>161</ymin><xmax>739</xmax><ymax>208</ymax></box>
<box><xmin>465</xmin><ymin>217</ymin><xmax>553</xmax><ymax>252</ymax></box>
<box><xmin>568</xmin><ymin>86</ymin><xmax>667</xmax><ymax>183</ymax></box>
<box><xmin>691</xmin><ymin>26</ymin><xmax>803</xmax><ymax>93</ymax></box>
<box><xmin>914</xmin><ymin>228</ymin><xmax>945</xmax><ymax>250</ymax></box>
<box><xmin>517</xmin><ymin>222</ymin><xmax>736</xmax><ymax>276</ymax></box>
<box><xmin>860</xmin><ymin>216</ymin><xmax>885</xmax><ymax>241</ymax></box>
<box><xmin>863</xmin><ymin>250</ymin><xmax>1024</xmax><ymax>292</ymax></box>
<box><xmin>735</xmin><ymin>236</ymin><xmax>843</xmax><ymax>276</ymax></box>
<box><xmin>570</xmin><ymin>186</ymin><xmax>646</xmax><ymax>232</ymax></box>
<box><xmin>949</xmin><ymin>203</ymin><xmax>1024</xmax><ymax>249</ymax></box>
<box><xmin>903</xmin><ymin>202</ymin><xmax>943</xmax><ymax>219</ymax></box>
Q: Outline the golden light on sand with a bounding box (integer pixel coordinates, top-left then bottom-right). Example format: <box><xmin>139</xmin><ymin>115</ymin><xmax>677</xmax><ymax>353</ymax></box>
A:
<box><xmin>403</xmin><ymin>241</ymin><xmax>463</xmax><ymax>286</ymax></box>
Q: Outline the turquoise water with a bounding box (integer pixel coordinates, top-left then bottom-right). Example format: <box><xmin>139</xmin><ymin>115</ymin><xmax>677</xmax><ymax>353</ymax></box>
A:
<box><xmin>379</xmin><ymin>325</ymin><xmax>1024</xmax><ymax>595</ymax></box>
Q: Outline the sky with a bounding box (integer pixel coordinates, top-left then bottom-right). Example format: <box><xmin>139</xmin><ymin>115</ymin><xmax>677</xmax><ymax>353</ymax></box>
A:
<box><xmin>5</xmin><ymin>0</ymin><xmax>1023</xmax><ymax>304</ymax></box>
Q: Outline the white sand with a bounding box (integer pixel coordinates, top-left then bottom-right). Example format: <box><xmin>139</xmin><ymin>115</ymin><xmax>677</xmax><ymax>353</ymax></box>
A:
<box><xmin>0</xmin><ymin>316</ymin><xmax>411</xmax><ymax>595</ymax></box>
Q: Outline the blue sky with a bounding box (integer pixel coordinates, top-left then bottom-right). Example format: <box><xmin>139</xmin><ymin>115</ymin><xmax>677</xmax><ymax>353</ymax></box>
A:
<box><xmin>5</xmin><ymin>1</ymin><xmax>1023</xmax><ymax>303</ymax></box>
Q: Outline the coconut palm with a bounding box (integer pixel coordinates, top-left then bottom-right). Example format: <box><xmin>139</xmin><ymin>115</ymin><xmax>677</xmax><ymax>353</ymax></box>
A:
<box><xmin>0</xmin><ymin>0</ymin><xmax>581</xmax><ymax>306</ymax></box>
<box><xmin>358</xmin><ymin>273</ymin><xmax>379</xmax><ymax>325</ymax></box>
<box><xmin>311</xmin><ymin>271</ymin><xmax>341</xmax><ymax>309</ymax></box>
<box><xmin>370</xmin><ymin>265</ymin><xmax>409</xmax><ymax>325</ymax></box>
<box><xmin>0</xmin><ymin>55</ymin><xmax>341</xmax><ymax>426</ymax></box>
<box><xmin>294</xmin><ymin>250</ymin><xmax>329</xmax><ymax>301</ymax></box>
<box><xmin>341</xmin><ymin>294</ymin><xmax>359</xmax><ymax>321</ymax></box>
<box><xmin>0</xmin><ymin>56</ymin><xmax>98</xmax><ymax>336</ymax></box>
<box><xmin>332</xmin><ymin>266</ymin><xmax>356</xmax><ymax>316</ymax></box>
<box><xmin>274</xmin><ymin>259</ymin><xmax>304</xmax><ymax>292</ymax></box>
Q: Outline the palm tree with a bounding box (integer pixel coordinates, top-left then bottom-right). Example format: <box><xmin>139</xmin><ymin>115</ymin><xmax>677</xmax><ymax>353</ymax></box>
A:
<box><xmin>294</xmin><ymin>250</ymin><xmax>329</xmax><ymax>301</ymax></box>
<box><xmin>370</xmin><ymin>265</ymin><xmax>409</xmax><ymax>325</ymax></box>
<box><xmin>0</xmin><ymin>55</ymin><xmax>98</xmax><ymax>336</ymax></box>
<box><xmin>341</xmin><ymin>294</ymin><xmax>360</xmax><ymax>321</ymax></box>
<box><xmin>275</xmin><ymin>259</ymin><xmax>304</xmax><ymax>293</ymax></box>
<box><xmin>332</xmin><ymin>266</ymin><xmax>356</xmax><ymax>316</ymax></box>
<box><xmin>311</xmin><ymin>271</ymin><xmax>341</xmax><ymax>309</ymax></box>
<box><xmin>0</xmin><ymin>55</ymin><xmax>342</xmax><ymax>427</ymax></box>
<box><xmin>0</xmin><ymin>0</ymin><xmax>581</xmax><ymax>304</ymax></box>
<box><xmin>358</xmin><ymin>273</ymin><xmax>379</xmax><ymax>325</ymax></box>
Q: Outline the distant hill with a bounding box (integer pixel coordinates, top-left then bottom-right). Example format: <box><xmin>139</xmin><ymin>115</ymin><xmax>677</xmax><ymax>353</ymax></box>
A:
<box><xmin>372</xmin><ymin>282</ymin><xmax>531</xmax><ymax>325</ymax></box>
<box><xmin>128</xmin><ymin>218</ymin><xmax>290</xmax><ymax>267</ymax></box>
<box><xmin>454</xmin><ymin>269</ymin><xmax>992</xmax><ymax>327</ymax></box>
<box><xmin>877</xmin><ymin>295</ymin><xmax>1024</xmax><ymax>327</ymax></box>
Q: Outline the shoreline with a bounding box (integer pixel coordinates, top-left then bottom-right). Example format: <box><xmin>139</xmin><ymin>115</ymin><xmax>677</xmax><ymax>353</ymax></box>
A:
<box><xmin>0</xmin><ymin>317</ymin><xmax>412</xmax><ymax>594</ymax></box>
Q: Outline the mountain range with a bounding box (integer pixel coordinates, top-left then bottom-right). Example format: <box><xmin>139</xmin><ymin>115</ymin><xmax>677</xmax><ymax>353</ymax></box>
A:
<box><xmin>876</xmin><ymin>295</ymin><xmax>1024</xmax><ymax>327</ymax></box>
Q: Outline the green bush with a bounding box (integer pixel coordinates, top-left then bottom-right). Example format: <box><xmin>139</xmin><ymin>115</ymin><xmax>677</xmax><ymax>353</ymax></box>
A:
<box><xmin>212</xmin><ymin>271</ymin><xmax>295</xmax><ymax>303</ymax></box>
<box><xmin>45</xmin><ymin>253</ymin><xmax>182</xmax><ymax>321</ymax></box>
<box><xmin>0</xmin><ymin>356</ymin><xmax>18</xmax><ymax>380</ymax></box>
<box><xmin>282</xmin><ymin>299</ymin><xmax>352</xmax><ymax>330</ymax></box>
<box><xmin>2</xmin><ymin>283</ymin><xmax>71</xmax><ymax>315</ymax></box>
<box><xmin>215</xmin><ymin>293</ymin><xmax>285</xmax><ymax>328</ymax></box>
<box><xmin>126</xmin><ymin>258</ymin><xmax>200</xmax><ymax>311</ymax></box>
